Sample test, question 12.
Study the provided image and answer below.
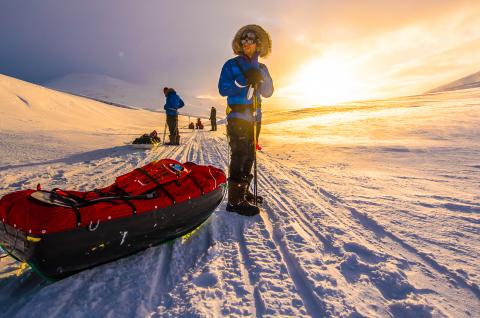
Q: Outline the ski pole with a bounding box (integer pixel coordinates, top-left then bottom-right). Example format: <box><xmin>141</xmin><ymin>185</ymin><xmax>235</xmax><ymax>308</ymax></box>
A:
<box><xmin>162</xmin><ymin>116</ymin><xmax>167</xmax><ymax>145</ymax></box>
<box><xmin>175</xmin><ymin>115</ymin><xmax>179</xmax><ymax>145</ymax></box>
<box><xmin>252</xmin><ymin>84</ymin><xmax>259</xmax><ymax>206</ymax></box>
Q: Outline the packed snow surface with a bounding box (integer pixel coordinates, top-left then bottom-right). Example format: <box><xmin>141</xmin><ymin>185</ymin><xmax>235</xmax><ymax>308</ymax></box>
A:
<box><xmin>0</xmin><ymin>74</ymin><xmax>479</xmax><ymax>317</ymax></box>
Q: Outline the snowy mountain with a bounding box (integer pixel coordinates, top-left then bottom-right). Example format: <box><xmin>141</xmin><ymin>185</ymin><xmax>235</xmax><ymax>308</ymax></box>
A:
<box><xmin>427</xmin><ymin>70</ymin><xmax>480</xmax><ymax>93</ymax></box>
<box><xmin>1</xmin><ymin>74</ymin><xmax>161</xmax><ymax>132</ymax></box>
<box><xmin>44</xmin><ymin>74</ymin><xmax>157</xmax><ymax>109</ymax></box>
<box><xmin>1</xmin><ymin>74</ymin><xmax>480</xmax><ymax>317</ymax></box>
<box><xmin>0</xmin><ymin>74</ymin><xmax>168</xmax><ymax>167</ymax></box>
<box><xmin>44</xmin><ymin>73</ymin><xmax>221</xmax><ymax>118</ymax></box>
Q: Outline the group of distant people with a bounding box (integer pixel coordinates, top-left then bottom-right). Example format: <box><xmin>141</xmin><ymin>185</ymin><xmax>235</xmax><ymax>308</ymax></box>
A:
<box><xmin>163</xmin><ymin>24</ymin><xmax>273</xmax><ymax>216</ymax></box>
<box><xmin>162</xmin><ymin>87</ymin><xmax>184</xmax><ymax>145</ymax></box>
<box><xmin>162</xmin><ymin>87</ymin><xmax>217</xmax><ymax>145</ymax></box>
<box><xmin>187</xmin><ymin>116</ymin><xmax>214</xmax><ymax>130</ymax></box>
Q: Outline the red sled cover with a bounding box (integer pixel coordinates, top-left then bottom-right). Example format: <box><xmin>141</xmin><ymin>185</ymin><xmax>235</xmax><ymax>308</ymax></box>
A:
<box><xmin>0</xmin><ymin>159</ymin><xmax>226</xmax><ymax>235</ymax></box>
<box><xmin>115</xmin><ymin>159</ymin><xmax>190</xmax><ymax>194</ymax></box>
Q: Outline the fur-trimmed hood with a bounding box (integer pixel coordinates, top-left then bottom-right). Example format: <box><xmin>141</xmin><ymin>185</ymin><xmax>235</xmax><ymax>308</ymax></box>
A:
<box><xmin>232</xmin><ymin>24</ymin><xmax>272</xmax><ymax>58</ymax></box>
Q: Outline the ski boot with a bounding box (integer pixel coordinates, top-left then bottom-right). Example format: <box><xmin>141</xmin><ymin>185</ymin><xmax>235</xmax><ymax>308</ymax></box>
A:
<box><xmin>226</xmin><ymin>180</ymin><xmax>260</xmax><ymax>216</ymax></box>
<box><xmin>165</xmin><ymin>135</ymin><xmax>180</xmax><ymax>146</ymax></box>
<box><xmin>174</xmin><ymin>134</ymin><xmax>180</xmax><ymax>145</ymax></box>
<box><xmin>164</xmin><ymin>135</ymin><xmax>174</xmax><ymax>145</ymax></box>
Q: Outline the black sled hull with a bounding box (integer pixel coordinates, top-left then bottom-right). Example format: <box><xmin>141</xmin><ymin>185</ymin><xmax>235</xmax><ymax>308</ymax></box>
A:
<box><xmin>1</xmin><ymin>188</ymin><xmax>224</xmax><ymax>279</ymax></box>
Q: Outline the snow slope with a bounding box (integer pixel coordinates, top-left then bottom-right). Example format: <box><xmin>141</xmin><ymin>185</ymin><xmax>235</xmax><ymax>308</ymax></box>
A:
<box><xmin>0</xmin><ymin>74</ymin><xmax>167</xmax><ymax>167</ymax></box>
<box><xmin>45</xmin><ymin>73</ymin><xmax>220</xmax><ymax>117</ymax></box>
<box><xmin>0</xmin><ymin>75</ymin><xmax>479</xmax><ymax>317</ymax></box>
<box><xmin>427</xmin><ymin>70</ymin><xmax>480</xmax><ymax>93</ymax></box>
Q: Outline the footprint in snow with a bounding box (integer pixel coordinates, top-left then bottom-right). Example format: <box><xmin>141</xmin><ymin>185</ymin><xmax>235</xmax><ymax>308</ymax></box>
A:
<box><xmin>193</xmin><ymin>272</ymin><xmax>218</xmax><ymax>288</ymax></box>
<box><xmin>342</xmin><ymin>242</ymin><xmax>385</xmax><ymax>264</ymax></box>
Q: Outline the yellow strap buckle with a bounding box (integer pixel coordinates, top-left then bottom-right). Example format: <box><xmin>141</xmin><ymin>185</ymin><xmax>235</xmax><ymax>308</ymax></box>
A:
<box><xmin>27</xmin><ymin>236</ymin><xmax>42</xmax><ymax>243</ymax></box>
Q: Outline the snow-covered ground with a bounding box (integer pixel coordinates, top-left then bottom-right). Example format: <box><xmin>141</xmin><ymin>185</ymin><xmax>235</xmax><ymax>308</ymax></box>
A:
<box><xmin>0</xmin><ymin>74</ymin><xmax>479</xmax><ymax>317</ymax></box>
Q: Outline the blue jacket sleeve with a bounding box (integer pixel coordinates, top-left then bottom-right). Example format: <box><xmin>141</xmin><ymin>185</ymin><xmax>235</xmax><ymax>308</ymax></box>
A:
<box><xmin>164</xmin><ymin>94</ymin><xmax>173</xmax><ymax>110</ymax></box>
<box><xmin>163</xmin><ymin>96</ymin><xmax>169</xmax><ymax>110</ymax></box>
<box><xmin>165</xmin><ymin>94</ymin><xmax>184</xmax><ymax>110</ymax></box>
<box><xmin>259</xmin><ymin>64</ymin><xmax>274</xmax><ymax>98</ymax></box>
<box><xmin>218</xmin><ymin>60</ymin><xmax>246</xmax><ymax>97</ymax></box>
<box><xmin>177</xmin><ymin>96</ymin><xmax>184</xmax><ymax>108</ymax></box>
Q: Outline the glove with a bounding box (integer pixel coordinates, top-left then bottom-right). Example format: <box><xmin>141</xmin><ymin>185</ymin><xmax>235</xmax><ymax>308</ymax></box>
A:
<box><xmin>244</xmin><ymin>68</ymin><xmax>263</xmax><ymax>85</ymax></box>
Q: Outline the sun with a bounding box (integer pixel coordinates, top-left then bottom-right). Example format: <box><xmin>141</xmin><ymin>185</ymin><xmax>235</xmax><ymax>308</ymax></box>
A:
<box><xmin>282</xmin><ymin>55</ymin><xmax>364</xmax><ymax>106</ymax></box>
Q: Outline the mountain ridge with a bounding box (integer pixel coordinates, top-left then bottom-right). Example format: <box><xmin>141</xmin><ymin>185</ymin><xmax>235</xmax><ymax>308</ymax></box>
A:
<box><xmin>427</xmin><ymin>70</ymin><xmax>480</xmax><ymax>93</ymax></box>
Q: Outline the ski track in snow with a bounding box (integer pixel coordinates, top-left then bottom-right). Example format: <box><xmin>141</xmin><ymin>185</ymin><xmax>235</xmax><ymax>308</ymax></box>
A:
<box><xmin>0</xmin><ymin>129</ymin><xmax>479</xmax><ymax>318</ymax></box>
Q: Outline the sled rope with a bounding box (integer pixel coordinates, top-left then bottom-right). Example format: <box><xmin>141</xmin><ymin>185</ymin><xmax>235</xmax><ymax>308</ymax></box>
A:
<box><xmin>42</xmin><ymin>189</ymin><xmax>156</xmax><ymax>207</ymax></box>
<box><xmin>135</xmin><ymin>168</ymin><xmax>176</xmax><ymax>204</ymax></box>
<box><xmin>187</xmin><ymin>174</ymin><xmax>205</xmax><ymax>195</ymax></box>
<box><xmin>32</xmin><ymin>189</ymin><xmax>159</xmax><ymax>226</ymax></box>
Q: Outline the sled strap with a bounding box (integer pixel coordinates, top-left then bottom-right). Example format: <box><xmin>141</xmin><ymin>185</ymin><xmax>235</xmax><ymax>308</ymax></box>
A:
<box><xmin>93</xmin><ymin>188</ymin><xmax>118</xmax><ymax>197</ymax></box>
<box><xmin>3</xmin><ymin>205</ymin><xmax>14</xmax><ymax>234</ymax></box>
<box><xmin>135</xmin><ymin>168</ymin><xmax>176</xmax><ymax>204</ymax></box>
<box><xmin>120</xmin><ymin>198</ymin><xmax>137</xmax><ymax>215</ymax></box>
<box><xmin>72</xmin><ymin>206</ymin><xmax>82</xmax><ymax>227</ymax></box>
<box><xmin>5</xmin><ymin>202</ymin><xmax>14</xmax><ymax>221</ymax></box>
<box><xmin>48</xmin><ymin>189</ymin><xmax>82</xmax><ymax>226</ymax></box>
<box><xmin>113</xmin><ymin>187</ymin><xmax>137</xmax><ymax>215</ymax></box>
<box><xmin>52</xmin><ymin>188</ymin><xmax>88</xmax><ymax>205</ymax></box>
<box><xmin>187</xmin><ymin>175</ymin><xmax>204</xmax><ymax>195</ymax></box>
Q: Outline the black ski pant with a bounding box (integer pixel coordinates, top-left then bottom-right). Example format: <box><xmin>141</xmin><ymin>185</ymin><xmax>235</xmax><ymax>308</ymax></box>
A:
<box><xmin>167</xmin><ymin>115</ymin><xmax>179</xmax><ymax>137</ymax></box>
<box><xmin>227</xmin><ymin>117</ymin><xmax>261</xmax><ymax>182</ymax></box>
<box><xmin>210</xmin><ymin>119</ymin><xmax>217</xmax><ymax>131</ymax></box>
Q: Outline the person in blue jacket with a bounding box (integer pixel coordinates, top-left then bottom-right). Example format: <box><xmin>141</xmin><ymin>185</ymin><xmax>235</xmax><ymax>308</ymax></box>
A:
<box><xmin>163</xmin><ymin>87</ymin><xmax>184</xmax><ymax>145</ymax></box>
<box><xmin>218</xmin><ymin>24</ymin><xmax>274</xmax><ymax>216</ymax></box>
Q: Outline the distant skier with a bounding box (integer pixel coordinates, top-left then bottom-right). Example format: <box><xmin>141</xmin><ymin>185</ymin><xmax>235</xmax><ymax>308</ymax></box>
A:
<box><xmin>218</xmin><ymin>24</ymin><xmax>274</xmax><ymax>216</ymax></box>
<box><xmin>210</xmin><ymin>106</ymin><xmax>217</xmax><ymax>131</ymax></box>
<box><xmin>163</xmin><ymin>87</ymin><xmax>184</xmax><ymax>145</ymax></box>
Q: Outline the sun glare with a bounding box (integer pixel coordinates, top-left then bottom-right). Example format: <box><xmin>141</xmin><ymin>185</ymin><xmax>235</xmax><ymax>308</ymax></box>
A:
<box><xmin>283</xmin><ymin>56</ymin><xmax>365</xmax><ymax>106</ymax></box>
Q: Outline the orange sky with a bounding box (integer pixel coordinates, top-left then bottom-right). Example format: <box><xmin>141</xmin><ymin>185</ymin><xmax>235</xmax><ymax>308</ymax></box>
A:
<box><xmin>262</xmin><ymin>1</ymin><xmax>480</xmax><ymax>108</ymax></box>
<box><xmin>1</xmin><ymin>1</ymin><xmax>479</xmax><ymax>110</ymax></box>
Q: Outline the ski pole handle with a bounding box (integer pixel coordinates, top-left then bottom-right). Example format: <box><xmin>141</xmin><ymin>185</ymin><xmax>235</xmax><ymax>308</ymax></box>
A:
<box><xmin>247</xmin><ymin>85</ymin><xmax>254</xmax><ymax>100</ymax></box>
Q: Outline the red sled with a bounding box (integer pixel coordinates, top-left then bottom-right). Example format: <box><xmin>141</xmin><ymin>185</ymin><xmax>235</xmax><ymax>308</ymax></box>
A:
<box><xmin>0</xmin><ymin>159</ymin><xmax>226</xmax><ymax>279</ymax></box>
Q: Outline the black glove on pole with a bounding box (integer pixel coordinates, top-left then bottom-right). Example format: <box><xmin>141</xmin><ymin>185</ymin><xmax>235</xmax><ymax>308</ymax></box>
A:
<box><xmin>245</xmin><ymin>68</ymin><xmax>263</xmax><ymax>86</ymax></box>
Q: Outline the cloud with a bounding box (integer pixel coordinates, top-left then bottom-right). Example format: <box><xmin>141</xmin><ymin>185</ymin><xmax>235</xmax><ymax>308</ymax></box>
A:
<box><xmin>1</xmin><ymin>0</ymin><xmax>479</xmax><ymax>108</ymax></box>
<box><xmin>272</xmin><ymin>3</ymin><xmax>480</xmax><ymax>106</ymax></box>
